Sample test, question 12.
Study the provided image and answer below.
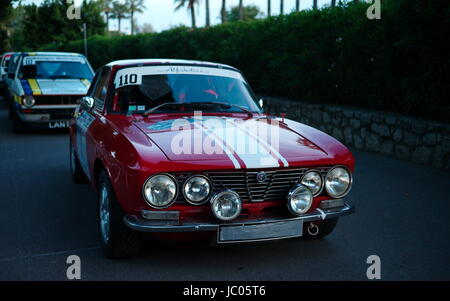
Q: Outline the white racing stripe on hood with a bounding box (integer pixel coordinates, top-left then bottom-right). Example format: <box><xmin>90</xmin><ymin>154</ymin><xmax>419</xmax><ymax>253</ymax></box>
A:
<box><xmin>223</xmin><ymin>118</ymin><xmax>280</xmax><ymax>169</ymax></box>
<box><xmin>192</xmin><ymin>119</ymin><xmax>241</xmax><ymax>169</ymax></box>
<box><xmin>197</xmin><ymin>116</ymin><xmax>280</xmax><ymax>169</ymax></box>
<box><xmin>226</xmin><ymin>118</ymin><xmax>289</xmax><ymax>168</ymax></box>
<box><xmin>179</xmin><ymin>115</ymin><xmax>283</xmax><ymax>169</ymax></box>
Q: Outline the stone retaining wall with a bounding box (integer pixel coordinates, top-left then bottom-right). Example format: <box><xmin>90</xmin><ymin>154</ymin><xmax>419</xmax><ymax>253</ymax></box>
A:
<box><xmin>261</xmin><ymin>96</ymin><xmax>450</xmax><ymax>170</ymax></box>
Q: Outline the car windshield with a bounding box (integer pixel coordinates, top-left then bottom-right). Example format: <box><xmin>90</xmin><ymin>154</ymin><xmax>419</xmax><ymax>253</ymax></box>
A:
<box><xmin>109</xmin><ymin>67</ymin><xmax>261</xmax><ymax>114</ymax></box>
<box><xmin>2</xmin><ymin>57</ymin><xmax>11</xmax><ymax>67</ymax></box>
<box><xmin>19</xmin><ymin>60</ymin><xmax>93</xmax><ymax>80</ymax></box>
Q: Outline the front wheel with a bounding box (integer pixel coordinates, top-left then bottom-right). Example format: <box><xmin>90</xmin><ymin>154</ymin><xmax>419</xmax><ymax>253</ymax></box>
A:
<box><xmin>69</xmin><ymin>140</ymin><xmax>87</xmax><ymax>184</ymax></box>
<box><xmin>7</xmin><ymin>93</ymin><xmax>14</xmax><ymax>119</ymax></box>
<box><xmin>12</xmin><ymin>108</ymin><xmax>27</xmax><ymax>133</ymax></box>
<box><xmin>97</xmin><ymin>170</ymin><xmax>142</xmax><ymax>259</ymax></box>
<box><xmin>301</xmin><ymin>218</ymin><xmax>338</xmax><ymax>239</ymax></box>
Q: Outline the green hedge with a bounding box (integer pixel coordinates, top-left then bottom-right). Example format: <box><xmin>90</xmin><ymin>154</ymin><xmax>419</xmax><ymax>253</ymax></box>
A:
<box><xmin>41</xmin><ymin>0</ymin><xmax>450</xmax><ymax>121</ymax></box>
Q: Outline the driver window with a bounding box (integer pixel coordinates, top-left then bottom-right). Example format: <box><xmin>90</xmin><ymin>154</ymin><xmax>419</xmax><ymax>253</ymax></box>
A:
<box><xmin>8</xmin><ymin>56</ymin><xmax>20</xmax><ymax>77</ymax></box>
<box><xmin>92</xmin><ymin>68</ymin><xmax>111</xmax><ymax>111</ymax></box>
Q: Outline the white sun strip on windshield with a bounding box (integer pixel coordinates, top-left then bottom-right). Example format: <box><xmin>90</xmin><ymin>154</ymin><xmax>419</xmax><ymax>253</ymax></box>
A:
<box><xmin>114</xmin><ymin>65</ymin><xmax>245</xmax><ymax>89</ymax></box>
<box><xmin>22</xmin><ymin>56</ymin><xmax>86</xmax><ymax>65</ymax></box>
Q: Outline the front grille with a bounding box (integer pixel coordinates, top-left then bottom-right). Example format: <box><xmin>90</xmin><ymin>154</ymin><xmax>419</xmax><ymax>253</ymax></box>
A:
<box><xmin>175</xmin><ymin>167</ymin><xmax>331</xmax><ymax>203</ymax></box>
<box><xmin>34</xmin><ymin>95</ymin><xmax>81</xmax><ymax>105</ymax></box>
<box><xmin>49</xmin><ymin>113</ymin><xmax>73</xmax><ymax>120</ymax></box>
<box><xmin>23</xmin><ymin>108</ymin><xmax>76</xmax><ymax>120</ymax></box>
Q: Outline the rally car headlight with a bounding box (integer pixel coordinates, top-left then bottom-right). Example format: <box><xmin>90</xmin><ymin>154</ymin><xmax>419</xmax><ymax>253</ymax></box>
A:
<box><xmin>143</xmin><ymin>174</ymin><xmax>177</xmax><ymax>209</ymax></box>
<box><xmin>301</xmin><ymin>170</ymin><xmax>323</xmax><ymax>196</ymax></box>
<box><xmin>23</xmin><ymin>96</ymin><xmax>35</xmax><ymax>108</ymax></box>
<box><xmin>325</xmin><ymin>166</ymin><xmax>352</xmax><ymax>198</ymax></box>
<box><xmin>210</xmin><ymin>190</ymin><xmax>242</xmax><ymax>221</ymax></box>
<box><xmin>183</xmin><ymin>175</ymin><xmax>211</xmax><ymax>205</ymax></box>
<box><xmin>287</xmin><ymin>184</ymin><xmax>313</xmax><ymax>215</ymax></box>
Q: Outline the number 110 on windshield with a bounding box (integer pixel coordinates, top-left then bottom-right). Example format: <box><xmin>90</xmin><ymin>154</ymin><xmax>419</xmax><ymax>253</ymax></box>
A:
<box><xmin>118</xmin><ymin>74</ymin><xmax>138</xmax><ymax>86</ymax></box>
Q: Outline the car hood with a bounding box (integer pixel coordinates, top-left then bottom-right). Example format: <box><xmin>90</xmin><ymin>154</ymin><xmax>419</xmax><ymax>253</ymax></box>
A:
<box><xmin>132</xmin><ymin>116</ymin><xmax>332</xmax><ymax>169</ymax></box>
<box><xmin>22</xmin><ymin>78</ymin><xmax>90</xmax><ymax>95</ymax></box>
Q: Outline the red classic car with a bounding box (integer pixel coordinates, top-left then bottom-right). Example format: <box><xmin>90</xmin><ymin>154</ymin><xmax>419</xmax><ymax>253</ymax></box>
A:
<box><xmin>69</xmin><ymin>59</ymin><xmax>355</xmax><ymax>258</ymax></box>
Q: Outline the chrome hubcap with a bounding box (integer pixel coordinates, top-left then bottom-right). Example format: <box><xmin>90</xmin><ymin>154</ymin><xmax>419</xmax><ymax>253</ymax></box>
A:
<box><xmin>99</xmin><ymin>184</ymin><xmax>111</xmax><ymax>243</ymax></box>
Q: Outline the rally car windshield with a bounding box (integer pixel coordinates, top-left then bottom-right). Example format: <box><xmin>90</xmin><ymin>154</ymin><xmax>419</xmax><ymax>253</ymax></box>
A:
<box><xmin>110</xmin><ymin>73</ymin><xmax>262</xmax><ymax>114</ymax></box>
<box><xmin>19</xmin><ymin>61</ymin><xmax>93</xmax><ymax>80</ymax></box>
<box><xmin>1</xmin><ymin>57</ymin><xmax>10</xmax><ymax>67</ymax></box>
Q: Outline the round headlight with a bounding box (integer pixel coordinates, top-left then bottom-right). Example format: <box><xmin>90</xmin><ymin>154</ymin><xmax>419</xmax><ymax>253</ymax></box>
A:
<box><xmin>23</xmin><ymin>96</ymin><xmax>35</xmax><ymax>108</ymax></box>
<box><xmin>210</xmin><ymin>190</ymin><xmax>242</xmax><ymax>221</ymax></box>
<box><xmin>142</xmin><ymin>174</ymin><xmax>177</xmax><ymax>208</ymax></box>
<box><xmin>325</xmin><ymin>166</ymin><xmax>352</xmax><ymax>198</ymax></box>
<box><xmin>287</xmin><ymin>184</ymin><xmax>313</xmax><ymax>215</ymax></box>
<box><xmin>301</xmin><ymin>170</ymin><xmax>323</xmax><ymax>196</ymax></box>
<box><xmin>183</xmin><ymin>175</ymin><xmax>211</xmax><ymax>204</ymax></box>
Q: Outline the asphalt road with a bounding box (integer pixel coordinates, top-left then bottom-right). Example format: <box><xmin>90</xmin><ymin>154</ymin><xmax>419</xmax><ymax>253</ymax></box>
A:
<box><xmin>1</xmin><ymin>98</ymin><xmax>449</xmax><ymax>281</ymax></box>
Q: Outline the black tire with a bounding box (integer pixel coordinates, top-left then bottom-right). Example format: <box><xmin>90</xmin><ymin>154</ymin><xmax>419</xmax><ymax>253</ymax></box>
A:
<box><xmin>4</xmin><ymin>89</ymin><xmax>10</xmax><ymax>104</ymax></box>
<box><xmin>302</xmin><ymin>218</ymin><xmax>338</xmax><ymax>239</ymax></box>
<box><xmin>69</xmin><ymin>140</ymin><xmax>87</xmax><ymax>184</ymax></box>
<box><xmin>12</xmin><ymin>107</ymin><xmax>27</xmax><ymax>133</ymax></box>
<box><xmin>97</xmin><ymin>170</ymin><xmax>142</xmax><ymax>259</ymax></box>
<box><xmin>8</xmin><ymin>103</ymin><xmax>12</xmax><ymax>119</ymax></box>
<box><xmin>8</xmin><ymin>97</ymin><xmax>14</xmax><ymax>119</ymax></box>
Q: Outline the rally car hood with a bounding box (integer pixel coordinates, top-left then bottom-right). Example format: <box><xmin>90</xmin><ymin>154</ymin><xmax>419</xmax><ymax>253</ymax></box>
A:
<box><xmin>23</xmin><ymin>78</ymin><xmax>89</xmax><ymax>95</ymax></box>
<box><xmin>132</xmin><ymin>115</ymin><xmax>338</xmax><ymax>169</ymax></box>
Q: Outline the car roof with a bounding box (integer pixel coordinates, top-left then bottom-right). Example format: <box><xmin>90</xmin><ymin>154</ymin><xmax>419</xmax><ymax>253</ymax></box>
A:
<box><xmin>21</xmin><ymin>52</ymin><xmax>85</xmax><ymax>57</ymax></box>
<box><xmin>106</xmin><ymin>59</ymin><xmax>238</xmax><ymax>71</ymax></box>
<box><xmin>1</xmin><ymin>52</ymin><xmax>14</xmax><ymax>58</ymax></box>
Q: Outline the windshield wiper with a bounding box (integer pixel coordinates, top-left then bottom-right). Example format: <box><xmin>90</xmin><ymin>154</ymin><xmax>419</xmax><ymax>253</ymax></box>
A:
<box><xmin>143</xmin><ymin>102</ymin><xmax>179</xmax><ymax>115</ymax></box>
<box><xmin>143</xmin><ymin>101</ymin><xmax>254</xmax><ymax>117</ymax></box>
<box><xmin>195</xmin><ymin>102</ymin><xmax>254</xmax><ymax>117</ymax></box>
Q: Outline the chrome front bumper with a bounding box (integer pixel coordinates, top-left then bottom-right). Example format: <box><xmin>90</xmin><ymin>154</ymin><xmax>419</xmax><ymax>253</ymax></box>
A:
<box><xmin>123</xmin><ymin>203</ymin><xmax>355</xmax><ymax>235</ymax></box>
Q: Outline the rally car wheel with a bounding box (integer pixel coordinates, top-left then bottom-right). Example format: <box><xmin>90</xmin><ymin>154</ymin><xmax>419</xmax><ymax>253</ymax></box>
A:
<box><xmin>7</xmin><ymin>94</ymin><xmax>14</xmax><ymax>119</ymax></box>
<box><xmin>69</xmin><ymin>140</ymin><xmax>87</xmax><ymax>184</ymax></box>
<box><xmin>302</xmin><ymin>218</ymin><xmax>338</xmax><ymax>239</ymax></box>
<box><xmin>97</xmin><ymin>170</ymin><xmax>142</xmax><ymax>259</ymax></box>
<box><xmin>11</xmin><ymin>106</ymin><xmax>27</xmax><ymax>133</ymax></box>
<box><xmin>8</xmin><ymin>102</ymin><xmax>13</xmax><ymax>119</ymax></box>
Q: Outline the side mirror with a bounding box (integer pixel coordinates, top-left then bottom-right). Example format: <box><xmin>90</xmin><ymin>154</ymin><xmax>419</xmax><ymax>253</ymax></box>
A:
<box><xmin>258</xmin><ymin>98</ymin><xmax>264</xmax><ymax>108</ymax></box>
<box><xmin>258</xmin><ymin>98</ymin><xmax>266</xmax><ymax>113</ymax></box>
<box><xmin>80</xmin><ymin>96</ymin><xmax>94</xmax><ymax>111</ymax></box>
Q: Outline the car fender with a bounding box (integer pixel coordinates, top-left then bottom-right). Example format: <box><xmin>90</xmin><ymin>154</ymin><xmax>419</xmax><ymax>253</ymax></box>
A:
<box><xmin>88</xmin><ymin>115</ymin><xmax>166</xmax><ymax>214</ymax></box>
<box><xmin>284</xmin><ymin>118</ymin><xmax>355</xmax><ymax>171</ymax></box>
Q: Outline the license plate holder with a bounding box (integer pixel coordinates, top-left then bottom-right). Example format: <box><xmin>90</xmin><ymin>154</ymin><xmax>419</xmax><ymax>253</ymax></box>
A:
<box><xmin>218</xmin><ymin>219</ymin><xmax>303</xmax><ymax>243</ymax></box>
<box><xmin>49</xmin><ymin>121</ymin><xmax>69</xmax><ymax>129</ymax></box>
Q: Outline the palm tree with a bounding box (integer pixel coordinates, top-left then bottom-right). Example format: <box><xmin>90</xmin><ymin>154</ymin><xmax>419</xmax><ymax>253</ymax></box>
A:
<box><xmin>100</xmin><ymin>0</ymin><xmax>113</xmax><ymax>32</ymax></box>
<box><xmin>267</xmin><ymin>0</ymin><xmax>271</xmax><ymax>17</ymax></box>
<box><xmin>238</xmin><ymin>0</ymin><xmax>243</xmax><ymax>21</ymax></box>
<box><xmin>221</xmin><ymin>0</ymin><xmax>226</xmax><ymax>23</ymax></box>
<box><xmin>296</xmin><ymin>0</ymin><xmax>300</xmax><ymax>11</ymax></box>
<box><xmin>205</xmin><ymin>0</ymin><xmax>210</xmax><ymax>27</ymax></box>
<box><xmin>174</xmin><ymin>0</ymin><xmax>198</xmax><ymax>29</ymax></box>
<box><xmin>111</xmin><ymin>1</ymin><xmax>129</xmax><ymax>34</ymax></box>
<box><xmin>280</xmin><ymin>0</ymin><xmax>284</xmax><ymax>15</ymax></box>
<box><xmin>313</xmin><ymin>0</ymin><xmax>318</xmax><ymax>10</ymax></box>
<box><xmin>126</xmin><ymin>0</ymin><xmax>145</xmax><ymax>35</ymax></box>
